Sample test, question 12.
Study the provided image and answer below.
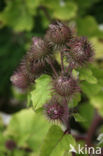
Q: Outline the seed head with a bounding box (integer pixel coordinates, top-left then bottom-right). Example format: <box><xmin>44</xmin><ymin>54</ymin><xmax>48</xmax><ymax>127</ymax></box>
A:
<box><xmin>65</xmin><ymin>37</ymin><xmax>94</xmax><ymax>67</ymax></box>
<box><xmin>45</xmin><ymin>21</ymin><xmax>72</xmax><ymax>49</ymax></box>
<box><xmin>53</xmin><ymin>76</ymin><xmax>80</xmax><ymax>97</ymax></box>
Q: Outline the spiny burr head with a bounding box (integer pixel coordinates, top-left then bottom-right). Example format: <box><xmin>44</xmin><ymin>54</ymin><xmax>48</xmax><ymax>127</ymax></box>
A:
<box><xmin>44</xmin><ymin>98</ymin><xmax>64</xmax><ymax>121</ymax></box>
<box><xmin>45</xmin><ymin>20</ymin><xmax>72</xmax><ymax>49</ymax></box>
<box><xmin>30</xmin><ymin>37</ymin><xmax>52</xmax><ymax>60</ymax></box>
<box><xmin>53</xmin><ymin>76</ymin><xmax>80</xmax><ymax>97</ymax></box>
<box><xmin>65</xmin><ymin>37</ymin><xmax>94</xmax><ymax>67</ymax></box>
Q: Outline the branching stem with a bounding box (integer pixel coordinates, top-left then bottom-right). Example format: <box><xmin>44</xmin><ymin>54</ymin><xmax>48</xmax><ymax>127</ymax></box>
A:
<box><xmin>60</xmin><ymin>51</ymin><xmax>65</xmax><ymax>75</ymax></box>
<box><xmin>86</xmin><ymin>110</ymin><xmax>102</xmax><ymax>147</ymax></box>
<box><xmin>39</xmin><ymin>5</ymin><xmax>51</xmax><ymax>22</ymax></box>
<box><xmin>48</xmin><ymin>58</ymin><xmax>58</xmax><ymax>77</ymax></box>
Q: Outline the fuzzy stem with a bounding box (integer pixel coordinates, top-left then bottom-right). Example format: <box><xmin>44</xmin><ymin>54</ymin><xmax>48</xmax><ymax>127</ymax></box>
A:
<box><xmin>65</xmin><ymin>62</ymin><xmax>73</xmax><ymax>75</ymax></box>
<box><xmin>86</xmin><ymin>110</ymin><xmax>102</xmax><ymax>147</ymax></box>
<box><xmin>60</xmin><ymin>51</ymin><xmax>65</xmax><ymax>75</ymax></box>
<box><xmin>63</xmin><ymin>98</ymin><xmax>75</xmax><ymax>156</ymax></box>
<box><xmin>48</xmin><ymin>58</ymin><xmax>58</xmax><ymax>77</ymax></box>
<box><xmin>72</xmin><ymin>152</ymin><xmax>76</xmax><ymax>156</ymax></box>
<box><xmin>63</xmin><ymin>98</ymin><xmax>76</xmax><ymax>156</ymax></box>
<box><xmin>73</xmin><ymin>134</ymin><xmax>87</xmax><ymax>141</ymax></box>
<box><xmin>63</xmin><ymin>98</ymin><xmax>71</xmax><ymax>134</ymax></box>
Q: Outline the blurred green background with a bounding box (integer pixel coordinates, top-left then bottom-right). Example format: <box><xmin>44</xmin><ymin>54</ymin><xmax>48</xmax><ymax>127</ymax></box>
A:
<box><xmin>0</xmin><ymin>0</ymin><xmax>103</xmax><ymax>112</ymax></box>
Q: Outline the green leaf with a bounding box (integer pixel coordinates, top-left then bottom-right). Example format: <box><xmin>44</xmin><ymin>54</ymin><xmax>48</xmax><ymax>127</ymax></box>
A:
<box><xmin>78</xmin><ymin>68</ymin><xmax>97</xmax><ymax>84</ymax></box>
<box><xmin>76</xmin><ymin>16</ymin><xmax>103</xmax><ymax>38</ymax></box>
<box><xmin>31</xmin><ymin>74</ymin><xmax>52</xmax><ymax>110</ymax></box>
<box><xmin>90</xmin><ymin>91</ymin><xmax>103</xmax><ymax>116</ymax></box>
<box><xmin>27</xmin><ymin>92</ymin><xmax>32</xmax><ymax>107</ymax></box>
<box><xmin>0</xmin><ymin>0</ymin><xmax>40</xmax><ymax>31</ymax></box>
<box><xmin>53</xmin><ymin>2</ymin><xmax>77</xmax><ymax>20</ymax></box>
<box><xmin>80</xmin><ymin>81</ymin><xmax>101</xmax><ymax>97</ymax></box>
<box><xmin>11</xmin><ymin>150</ymin><xmax>25</xmax><ymax>156</ymax></box>
<box><xmin>69</xmin><ymin>93</ymin><xmax>81</xmax><ymax>108</ymax></box>
<box><xmin>78</xmin><ymin>103</ymin><xmax>94</xmax><ymax>129</ymax></box>
<box><xmin>90</xmin><ymin>38</ymin><xmax>103</xmax><ymax>59</ymax></box>
<box><xmin>73</xmin><ymin>113</ymin><xmax>86</xmax><ymax>122</ymax></box>
<box><xmin>5</xmin><ymin>109</ymin><xmax>51</xmax><ymax>152</ymax></box>
<box><xmin>89</xmin><ymin>64</ymin><xmax>103</xmax><ymax>86</ymax></box>
<box><xmin>40</xmin><ymin>125</ymin><xmax>76</xmax><ymax>156</ymax></box>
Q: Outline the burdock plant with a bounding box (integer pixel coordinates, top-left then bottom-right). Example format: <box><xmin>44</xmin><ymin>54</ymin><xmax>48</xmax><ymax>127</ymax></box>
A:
<box><xmin>11</xmin><ymin>20</ymin><xmax>94</xmax><ymax>153</ymax></box>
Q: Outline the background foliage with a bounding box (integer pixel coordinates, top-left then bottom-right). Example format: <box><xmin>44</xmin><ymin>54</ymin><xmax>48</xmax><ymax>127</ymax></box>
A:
<box><xmin>0</xmin><ymin>0</ymin><xmax>103</xmax><ymax>155</ymax></box>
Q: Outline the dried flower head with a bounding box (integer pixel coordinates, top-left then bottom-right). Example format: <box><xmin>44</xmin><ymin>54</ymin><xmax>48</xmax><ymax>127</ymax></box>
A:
<box><xmin>30</xmin><ymin>37</ymin><xmax>52</xmax><ymax>61</ymax></box>
<box><xmin>5</xmin><ymin>140</ymin><xmax>16</xmax><ymax>151</ymax></box>
<box><xmin>53</xmin><ymin>76</ymin><xmax>80</xmax><ymax>97</ymax></box>
<box><xmin>65</xmin><ymin>37</ymin><xmax>94</xmax><ymax>67</ymax></box>
<box><xmin>45</xmin><ymin>20</ymin><xmax>72</xmax><ymax>49</ymax></box>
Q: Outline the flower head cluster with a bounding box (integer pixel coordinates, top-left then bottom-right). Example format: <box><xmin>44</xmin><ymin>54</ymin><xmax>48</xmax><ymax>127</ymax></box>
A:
<box><xmin>11</xmin><ymin>21</ymin><xmax>94</xmax><ymax>127</ymax></box>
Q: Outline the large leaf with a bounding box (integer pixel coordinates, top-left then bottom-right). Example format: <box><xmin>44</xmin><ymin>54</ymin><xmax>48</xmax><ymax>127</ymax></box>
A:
<box><xmin>0</xmin><ymin>0</ymin><xmax>40</xmax><ymax>31</ymax></box>
<box><xmin>78</xmin><ymin>103</ymin><xmax>94</xmax><ymax>129</ymax></box>
<box><xmin>73</xmin><ymin>113</ymin><xmax>86</xmax><ymax>122</ymax></box>
<box><xmin>69</xmin><ymin>93</ymin><xmax>81</xmax><ymax>108</ymax></box>
<box><xmin>31</xmin><ymin>74</ymin><xmax>52</xmax><ymax>110</ymax></box>
<box><xmin>76</xmin><ymin>16</ymin><xmax>103</xmax><ymax>38</ymax></box>
<box><xmin>90</xmin><ymin>91</ymin><xmax>103</xmax><ymax>117</ymax></box>
<box><xmin>80</xmin><ymin>81</ymin><xmax>101</xmax><ymax>97</ymax></box>
<box><xmin>42</xmin><ymin>0</ymin><xmax>77</xmax><ymax>20</ymax></box>
<box><xmin>89</xmin><ymin>64</ymin><xmax>103</xmax><ymax>86</ymax></box>
<box><xmin>78</xmin><ymin>68</ymin><xmax>97</xmax><ymax>84</ymax></box>
<box><xmin>53</xmin><ymin>2</ymin><xmax>77</xmax><ymax>20</ymax></box>
<box><xmin>90</xmin><ymin>38</ymin><xmax>103</xmax><ymax>59</ymax></box>
<box><xmin>40</xmin><ymin>125</ymin><xmax>76</xmax><ymax>156</ymax></box>
<box><xmin>5</xmin><ymin>109</ymin><xmax>51</xmax><ymax>152</ymax></box>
